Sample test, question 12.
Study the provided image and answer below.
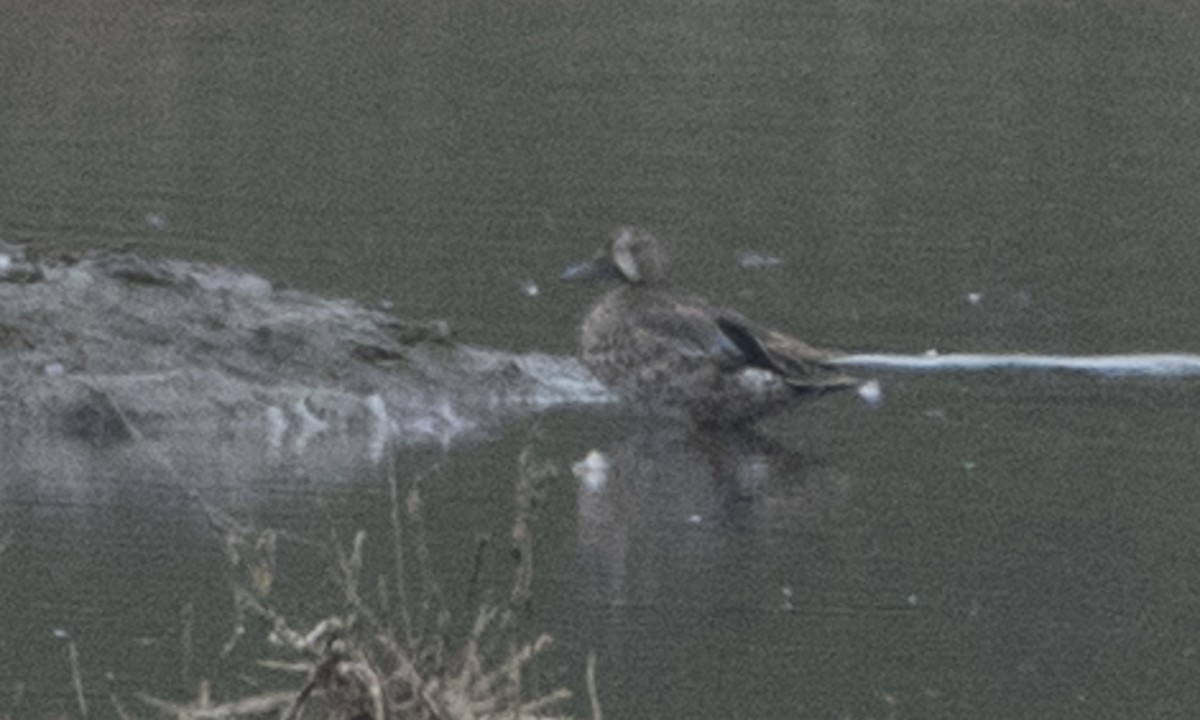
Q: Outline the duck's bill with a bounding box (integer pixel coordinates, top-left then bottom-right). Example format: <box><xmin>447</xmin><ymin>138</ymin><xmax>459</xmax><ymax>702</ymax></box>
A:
<box><xmin>561</xmin><ymin>252</ymin><xmax>618</xmax><ymax>282</ymax></box>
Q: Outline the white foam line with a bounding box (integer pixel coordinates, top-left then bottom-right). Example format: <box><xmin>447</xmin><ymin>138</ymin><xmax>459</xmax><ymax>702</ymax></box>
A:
<box><xmin>834</xmin><ymin>353</ymin><xmax>1200</xmax><ymax>377</ymax></box>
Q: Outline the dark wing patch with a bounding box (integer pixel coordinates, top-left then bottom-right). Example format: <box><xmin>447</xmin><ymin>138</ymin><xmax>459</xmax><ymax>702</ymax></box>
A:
<box><xmin>714</xmin><ymin>316</ymin><xmax>775</xmax><ymax>371</ymax></box>
<box><xmin>716</xmin><ymin>311</ymin><xmax>860</xmax><ymax>390</ymax></box>
<box><xmin>629</xmin><ymin>297</ymin><xmax>748</xmax><ymax>368</ymax></box>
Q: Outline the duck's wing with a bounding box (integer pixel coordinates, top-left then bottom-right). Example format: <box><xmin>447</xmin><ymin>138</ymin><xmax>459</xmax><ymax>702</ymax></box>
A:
<box><xmin>713</xmin><ymin>310</ymin><xmax>859</xmax><ymax>391</ymax></box>
<box><xmin>624</xmin><ymin>292</ymin><xmax>751</xmax><ymax>369</ymax></box>
<box><xmin>624</xmin><ymin>292</ymin><xmax>859</xmax><ymax>390</ymax></box>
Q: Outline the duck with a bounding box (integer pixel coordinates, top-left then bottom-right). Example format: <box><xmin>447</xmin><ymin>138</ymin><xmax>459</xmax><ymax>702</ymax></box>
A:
<box><xmin>564</xmin><ymin>227</ymin><xmax>859</xmax><ymax>427</ymax></box>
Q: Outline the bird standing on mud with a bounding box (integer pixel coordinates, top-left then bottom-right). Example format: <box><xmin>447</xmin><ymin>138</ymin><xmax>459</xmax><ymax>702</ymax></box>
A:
<box><xmin>564</xmin><ymin>227</ymin><xmax>860</xmax><ymax>427</ymax></box>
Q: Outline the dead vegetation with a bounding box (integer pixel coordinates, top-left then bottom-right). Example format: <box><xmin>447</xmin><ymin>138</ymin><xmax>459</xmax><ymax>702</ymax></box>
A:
<box><xmin>126</xmin><ymin>432</ymin><xmax>598</xmax><ymax>720</ymax></box>
<box><xmin>2</xmin><ymin>348</ymin><xmax>601</xmax><ymax>720</ymax></box>
<box><xmin>4</xmin><ymin>401</ymin><xmax>597</xmax><ymax>720</ymax></box>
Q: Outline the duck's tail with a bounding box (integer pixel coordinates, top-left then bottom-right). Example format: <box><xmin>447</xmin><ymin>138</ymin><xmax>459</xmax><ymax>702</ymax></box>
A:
<box><xmin>783</xmin><ymin>370</ymin><xmax>861</xmax><ymax>395</ymax></box>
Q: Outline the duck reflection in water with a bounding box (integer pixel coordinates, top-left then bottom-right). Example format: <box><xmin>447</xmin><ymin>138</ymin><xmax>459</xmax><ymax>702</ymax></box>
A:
<box><xmin>563</xmin><ymin>226</ymin><xmax>860</xmax><ymax>428</ymax></box>
<box><xmin>570</xmin><ymin>424</ymin><xmax>853</xmax><ymax>606</ymax></box>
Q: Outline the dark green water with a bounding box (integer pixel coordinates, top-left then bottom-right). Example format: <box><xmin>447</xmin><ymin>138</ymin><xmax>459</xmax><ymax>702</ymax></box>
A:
<box><xmin>4</xmin><ymin>1</ymin><xmax>1200</xmax><ymax>718</ymax></box>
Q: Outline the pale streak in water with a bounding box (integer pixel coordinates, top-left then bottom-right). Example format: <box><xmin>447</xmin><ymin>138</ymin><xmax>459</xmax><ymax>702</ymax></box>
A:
<box><xmin>834</xmin><ymin>353</ymin><xmax>1200</xmax><ymax>377</ymax></box>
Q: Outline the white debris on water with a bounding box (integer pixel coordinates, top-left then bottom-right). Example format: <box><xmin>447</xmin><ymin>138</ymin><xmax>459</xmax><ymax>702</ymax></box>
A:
<box><xmin>0</xmin><ymin>254</ymin><xmax>11</xmax><ymax>272</ymax></box>
<box><xmin>966</xmin><ymin>291</ymin><xmax>983</xmax><ymax>305</ymax></box>
<box><xmin>145</xmin><ymin>211</ymin><xmax>168</xmax><ymax>230</ymax></box>
<box><xmin>737</xmin><ymin>251</ymin><xmax>783</xmax><ymax>269</ymax></box>
<box><xmin>857</xmin><ymin>379</ymin><xmax>883</xmax><ymax>407</ymax></box>
<box><xmin>520</xmin><ymin>279</ymin><xmax>540</xmax><ymax>297</ymax></box>
<box><xmin>572</xmin><ymin>449</ymin><xmax>612</xmax><ymax>493</ymax></box>
<box><xmin>44</xmin><ymin>362</ymin><xmax>65</xmax><ymax>377</ymax></box>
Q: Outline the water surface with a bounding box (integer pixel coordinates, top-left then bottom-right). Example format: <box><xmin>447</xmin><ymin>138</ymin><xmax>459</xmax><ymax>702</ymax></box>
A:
<box><xmin>3</xmin><ymin>1</ymin><xmax>1200</xmax><ymax>718</ymax></box>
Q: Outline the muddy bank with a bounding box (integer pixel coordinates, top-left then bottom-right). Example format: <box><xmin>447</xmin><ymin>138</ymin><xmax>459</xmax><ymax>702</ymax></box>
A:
<box><xmin>0</xmin><ymin>246</ymin><xmax>611</xmax><ymax>461</ymax></box>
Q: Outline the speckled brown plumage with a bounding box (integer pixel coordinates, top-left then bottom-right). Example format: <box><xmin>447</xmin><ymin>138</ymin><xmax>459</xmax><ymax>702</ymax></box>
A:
<box><xmin>571</xmin><ymin>227</ymin><xmax>858</xmax><ymax>426</ymax></box>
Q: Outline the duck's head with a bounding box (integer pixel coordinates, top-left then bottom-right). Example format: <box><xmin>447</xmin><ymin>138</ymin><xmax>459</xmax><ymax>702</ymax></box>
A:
<box><xmin>562</xmin><ymin>226</ymin><xmax>669</xmax><ymax>287</ymax></box>
<box><xmin>609</xmin><ymin>226</ymin><xmax>668</xmax><ymax>285</ymax></box>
